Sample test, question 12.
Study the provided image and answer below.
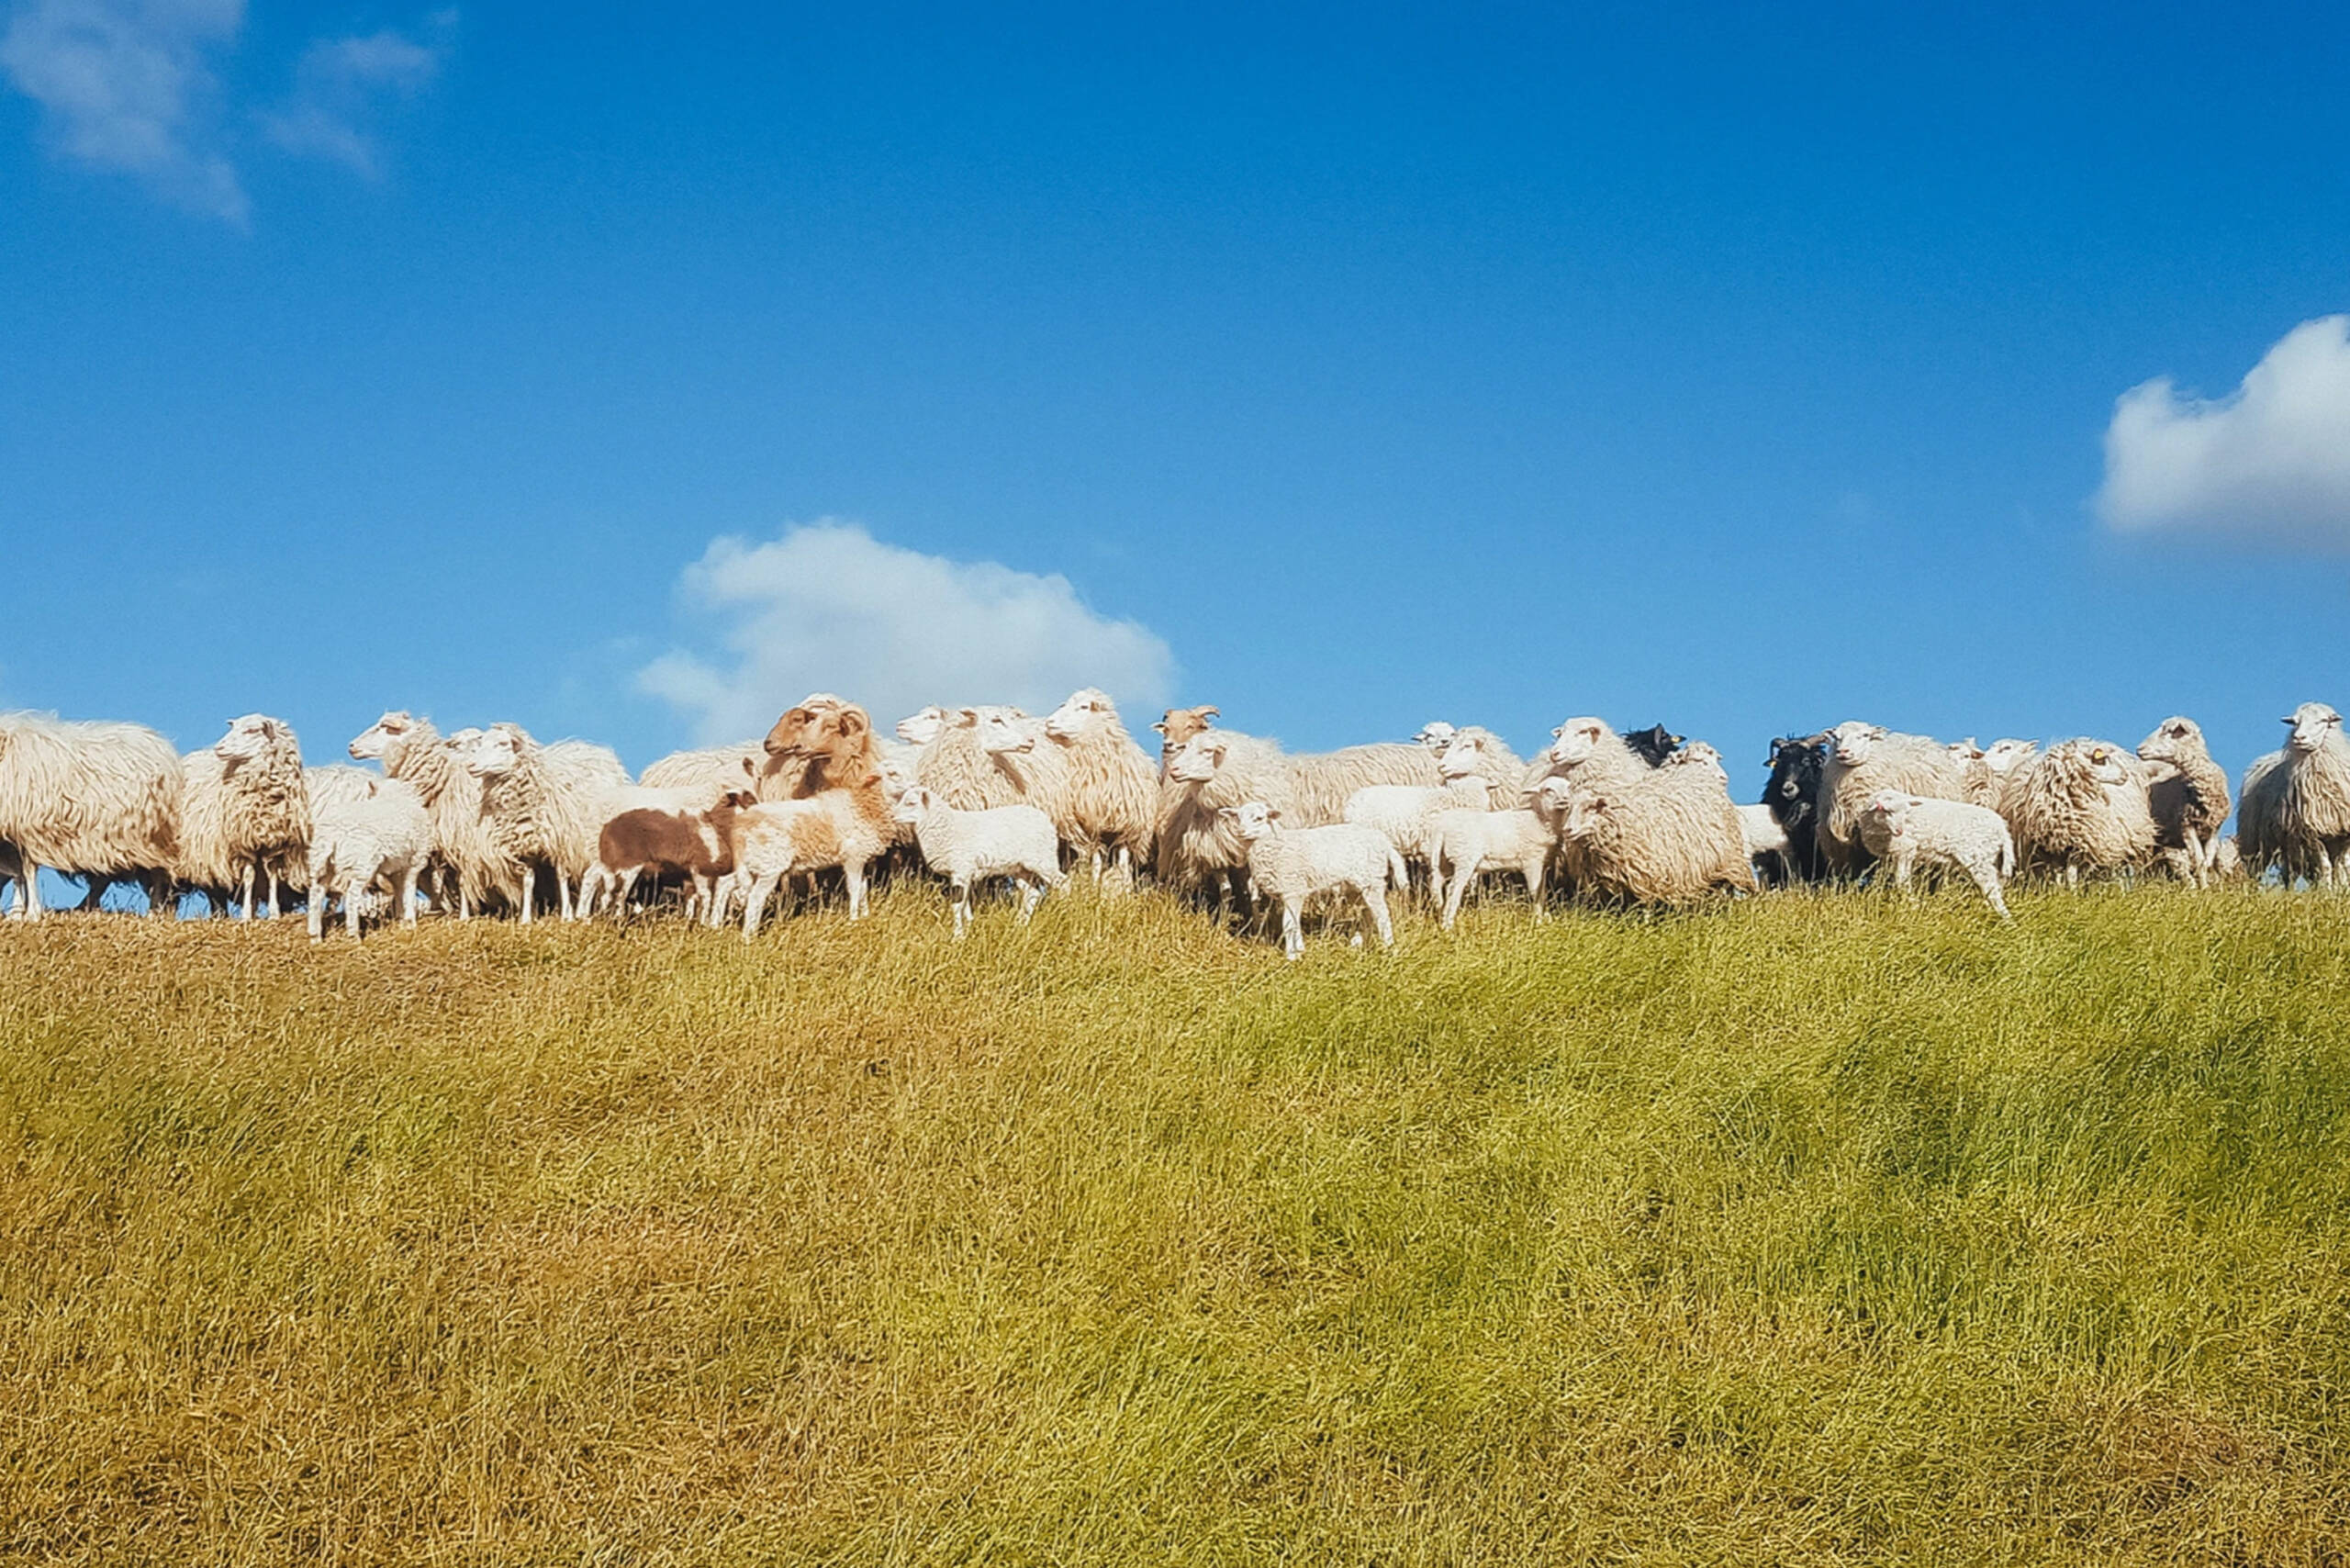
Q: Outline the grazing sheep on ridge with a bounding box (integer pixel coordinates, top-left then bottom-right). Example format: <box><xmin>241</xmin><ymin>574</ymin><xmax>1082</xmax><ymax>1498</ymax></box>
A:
<box><xmin>1859</xmin><ymin>789</ymin><xmax>2016</xmax><ymax>918</ymax></box>
<box><xmin>0</xmin><ymin>712</ymin><xmax>182</xmax><ymax>921</ymax></box>
<box><xmin>2136</xmin><ymin>716</ymin><xmax>2232</xmax><ymax>887</ymax></box>
<box><xmin>2237</xmin><ymin>702</ymin><xmax>2350</xmax><ymax>887</ymax></box>
<box><xmin>306</xmin><ymin>778</ymin><xmax>431</xmax><ymax>942</ymax></box>
<box><xmin>1041</xmin><ymin>688</ymin><xmax>1158</xmax><ymax>882</ymax></box>
<box><xmin>893</xmin><ymin>785</ymin><xmax>1067</xmax><ymax>939</ymax></box>
<box><xmin>2006</xmin><ymin>738</ymin><xmax>2157</xmax><ymax>884</ymax></box>
<box><xmin>1817</xmin><ymin>722</ymin><xmax>1970</xmax><ymax>875</ymax></box>
<box><xmin>1221</xmin><ymin>799</ymin><xmax>1403</xmax><ymax>960</ymax></box>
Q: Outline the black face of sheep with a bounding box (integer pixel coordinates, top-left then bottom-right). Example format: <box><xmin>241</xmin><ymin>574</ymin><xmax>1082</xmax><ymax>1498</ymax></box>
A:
<box><xmin>1762</xmin><ymin>734</ymin><xmax>1830</xmax><ymax>882</ymax></box>
<box><xmin>1620</xmin><ymin>725</ymin><xmax>1684</xmax><ymax>767</ymax></box>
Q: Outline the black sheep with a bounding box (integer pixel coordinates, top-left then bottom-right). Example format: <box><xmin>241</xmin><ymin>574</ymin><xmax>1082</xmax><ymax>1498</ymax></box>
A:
<box><xmin>1762</xmin><ymin>734</ymin><xmax>1831</xmax><ymax>884</ymax></box>
<box><xmin>1619</xmin><ymin>724</ymin><xmax>1684</xmax><ymax>767</ymax></box>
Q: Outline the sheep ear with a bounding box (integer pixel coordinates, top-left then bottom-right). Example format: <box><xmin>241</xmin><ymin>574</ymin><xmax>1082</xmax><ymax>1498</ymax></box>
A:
<box><xmin>1150</xmin><ymin>721</ymin><xmax>1168</xmax><ymax>735</ymax></box>
<box><xmin>838</xmin><ymin>710</ymin><xmax>868</xmax><ymax>737</ymax></box>
<box><xmin>958</xmin><ymin>707</ymin><xmax>979</xmax><ymax>722</ymax></box>
<box><xmin>741</xmin><ymin>756</ymin><xmax>756</xmax><ymax>777</ymax></box>
<box><xmin>1265</xmin><ymin>807</ymin><xmax>1281</xmax><ymax>822</ymax></box>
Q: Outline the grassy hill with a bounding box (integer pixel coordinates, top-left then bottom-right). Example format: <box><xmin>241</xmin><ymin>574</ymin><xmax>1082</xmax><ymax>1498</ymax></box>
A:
<box><xmin>3</xmin><ymin>886</ymin><xmax>2347</xmax><ymax>1563</ymax></box>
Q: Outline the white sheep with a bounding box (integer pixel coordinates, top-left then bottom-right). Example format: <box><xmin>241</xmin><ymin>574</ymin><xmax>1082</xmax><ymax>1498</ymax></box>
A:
<box><xmin>2238</xmin><ymin>701</ymin><xmax>2350</xmax><ymax>887</ymax></box>
<box><xmin>350</xmin><ymin>711</ymin><xmax>507</xmax><ymax>918</ymax></box>
<box><xmin>1219</xmin><ymin>799</ymin><xmax>1403</xmax><ymax>960</ymax></box>
<box><xmin>2005</xmin><ymin>738</ymin><xmax>2156</xmax><ymax>884</ymax></box>
<box><xmin>1434</xmin><ymin>726</ymin><xmax>1532</xmax><ymax>808</ymax></box>
<box><xmin>458</xmin><ymin>722</ymin><xmax>595</xmax><ymax>922</ymax></box>
<box><xmin>0</xmin><ymin>712</ymin><xmax>183</xmax><ymax>920</ymax></box>
<box><xmin>1541</xmin><ymin>722</ymin><xmax>1756</xmax><ymax>906</ymax></box>
<box><xmin>892</xmin><ymin>784</ymin><xmax>1067</xmax><ymax>938</ymax></box>
<box><xmin>1343</xmin><ymin>778</ymin><xmax>1490</xmax><ymax>899</ymax></box>
<box><xmin>2136</xmin><ymin>716</ymin><xmax>2232</xmax><ymax>887</ymax></box>
<box><xmin>1041</xmin><ymin>688</ymin><xmax>1158</xmax><ymax>883</ymax></box>
<box><xmin>209</xmin><ymin>713</ymin><xmax>312</xmax><ymax>920</ymax></box>
<box><xmin>1858</xmin><ymin>789</ymin><xmax>2017</xmax><ymax>917</ymax></box>
<box><xmin>1736</xmin><ymin>803</ymin><xmax>1791</xmax><ymax>874</ymax></box>
<box><xmin>306</xmin><ymin>778</ymin><xmax>431</xmax><ymax>941</ymax></box>
<box><xmin>1817</xmin><ymin>722</ymin><xmax>1972</xmax><ymax>874</ymax></box>
<box><xmin>640</xmin><ymin>741</ymin><xmax>762</xmax><ymax>800</ymax></box>
<box><xmin>1431</xmin><ymin>800</ymin><xmax>1561</xmax><ymax>931</ymax></box>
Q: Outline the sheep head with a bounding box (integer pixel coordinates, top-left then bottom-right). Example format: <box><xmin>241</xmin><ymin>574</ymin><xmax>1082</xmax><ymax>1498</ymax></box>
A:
<box><xmin>1828</xmin><ymin>721</ymin><xmax>1886</xmax><ymax>766</ymax></box>
<box><xmin>1414</xmin><ymin>720</ymin><xmax>1458</xmax><ymax>750</ymax></box>
<box><xmin>2137</xmin><ymin>716</ymin><xmax>2205</xmax><ymax>766</ymax></box>
<box><xmin>975</xmin><ymin>706</ymin><xmax>1035</xmax><ymax>756</ymax></box>
<box><xmin>349</xmin><ymin>711</ymin><xmax>417</xmax><ymax>761</ymax></box>
<box><xmin>1983</xmin><ymin>738</ymin><xmax>2037</xmax><ymax>774</ymax></box>
<box><xmin>1436</xmin><ymin>732</ymin><xmax>1486</xmax><ymax>780</ymax></box>
<box><xmin>764</xmin><ymin>695</ymin><xmax>846</xmax><ymax>758</ymax></box>
<box><xmin>460</xmin><ymin>723</ymin><xmax>527</xmax><ymax>778</ymax></box>
<box><xmin>891</xmin><ymin>785</ymin><xmax>936</xmax><ymax>824</ymax></box>
<box><xmin>1044</xmin><ymin>689</ymin><xmax>1116</xmax><ymax>742</ymax></box>
<box><xmin>216</xmin><ymin>713</ymin><xmax>287</xmax><ymax>767</ymax></box>
<box><xmin>2286</xmin><ymin>702</ymin><xmax>2343</xmax><ymax>755</ymax></box>
<box><xmin>1216</xmin><ymin>800</ymin><xmax>1279</xmax><ymax>840</ymax></box>
<box><xmin>1947</xmin><ymin>737</ymin><xmax>1986</xmax><ymax>765</ymax></box>
<box><xmin>895</xmin><ymin>705</ymin><xmax>950</xmax><ymax>747</ymax></box>
<box><xmin>1151</xmin><ymin>706</ymin><xmax>1219</xmax><ymax>752</ymax></box>
<box><xmin>1546</xmin><ymin>717</ymin><xmax>1610</xmax><ymax>768</ymax></box>
<box><xmin>1165</xmin><ymin>732</ymin><xmax>1232</xmax><ymax>785</ymax></box>
<box><xmin>1621</xmin><ymin>724</ymin><xmax>1684</xmax><ymax>767</ymax></box>
<box><xmin>1673</xmin><ymin>741</ymin><xmax>1729</xmax><ymax>784</ymax></box>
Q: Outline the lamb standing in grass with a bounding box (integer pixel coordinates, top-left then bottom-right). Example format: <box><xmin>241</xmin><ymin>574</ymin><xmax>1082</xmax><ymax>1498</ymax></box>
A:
<box><xmin>893</xmin><ymin>785</ymin><xmax>1067</xmax><ymax>939</ymax></box>
<box><xmin>1431</xmin><ymin>797</ymin><xmax>1562</xmax><ymax>931</ymax></box>
<box><xmin>306</xmin><ymin>778</ymin><xmax>431</xmax><ymax>941</ymax></box>
<box><xmin>1817</xmin><ymin>722</ymin><xmax>1972</xmax><ymax>875</ymax></box>
<box><xmin>1219</xmin><ymin>799</ymin><xmax>1403</xmax><ymax>960</ymax></box>
<box><xmin>1859</xmin><ymin>789</ymin><xmax>2017</xmax><ymax>917</ymax></box>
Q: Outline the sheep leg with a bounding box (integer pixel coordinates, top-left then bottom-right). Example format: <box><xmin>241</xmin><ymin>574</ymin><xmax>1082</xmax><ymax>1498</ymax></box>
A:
<box><xmin>741</xmin><ymin>873</ymin><xmax>779</xmax><ymax>940</ymax></box>
<box><xmin>517</xmin><ymin>864</ymin><xmax>535</xmax><ymax>924</ymax></box>
<box><xmin>1017</xmin><ymin>876</ymin><xmax>1046</xmax><ymax>924</ymax></box>
<box><xmin>76</xmin><ymin>878</ymin><xmax>107</xmax><ymax>913</ymax></box>
<box><xmin>556</xmin><ymin>869</ymin><xmax>576</xmax><ymax>922</ymax></box>
<box><xmin>346</xmin><ymin>879</ymin><xmax>364</xmax><ymax>939</ymax></box>
<box><xmin>1363</xmin><ymin>884</ymin><xmax>1395</xmax><ymax>949</ymax></box>
<box><xmin>307</xmin><ymin>877</ymin><xmax>327</xmax><ymax>942</ymax></box>
<box><xmin>952</xmin><ymin>882</ymin><xmax>971</xmax><ymax>941</ymax></box>
<box><xmin>17</xmin><ymin>863</ymin><xmax>44</xmax><ymax>921</ymax></box>
<box><xmin>1439</xmin><ymin>857</ymin><xmax>1475</xmax><ymax>932</ymax></box>
<box><xmin>845</xmin><ymin>860</ymin><xmax>869</xmax><ymax>920</ymax></box>
<box><xmin>400</xmin><ymin>863</ymin><xmax>420</xmax><ymax>926</ymax></box>
<box><xmin>1281</xmin><ymin>898</ymin><xmax>1304</xmax><ymax>960</ymax></box>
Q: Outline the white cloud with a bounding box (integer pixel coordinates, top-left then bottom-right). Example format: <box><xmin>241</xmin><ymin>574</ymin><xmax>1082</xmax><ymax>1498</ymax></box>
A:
<box><xmin>258</xmin><ymin>13</ymin><xmax>449</xmax><ymax>175</ymax></box>
<box><xmin>2098</xmin><ymin>315</ymin><xmax>2350</xmax><ymax>550</ymax></box>
<box><xmin>0</xmin><ymin>0</ymin><xmax>249</xmax><ymax>220</ymax></box>
<box><xmin>639</xmin><ymin>522</ymin><xmax>1178</xmax><ymax>744</ymax></box>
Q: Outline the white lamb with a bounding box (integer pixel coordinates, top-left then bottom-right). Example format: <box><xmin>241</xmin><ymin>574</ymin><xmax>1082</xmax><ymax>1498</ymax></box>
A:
<box><xmin>1219</xmin><ymin>799</ymin><xmax>1404</xmax><ymax>960</ymax></box>
<box><xmin>893</xmin><ymin>785</ymin><xmax>1067</xmax><ymax>939</ymax></box>
<box><xmin>1858</xmin><ymin>789</ymin><xmax>2017</xmax><ymax>918</ymax></box>
<box><xmin>1431</xmin><ymin>801</ymin><xmax>1561</xmax><ymax>931</ymax></box>
<box><xmin>1343</xmin><ymin>778</ymin><xmax>1490</xmax><ymax>899</ymax></box>
<box><xmin>306</xmin><ymin>778</ymin><xmax>431</xmax><ymax>941</ymax></box>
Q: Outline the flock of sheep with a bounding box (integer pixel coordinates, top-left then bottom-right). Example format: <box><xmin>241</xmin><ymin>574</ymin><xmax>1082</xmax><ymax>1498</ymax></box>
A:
<box><xmin>0</xmin><ymin>690</ymin><xmax>2344</xmax><ymax>955</ymax></box>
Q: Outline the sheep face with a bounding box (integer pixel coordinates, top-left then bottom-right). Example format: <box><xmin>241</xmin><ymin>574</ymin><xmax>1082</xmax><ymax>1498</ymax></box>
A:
<box><xmin>215</xmin><ymin>713</ymin><xmax>284</xmax><ymax>766</ymax></box>
<box><xmin>1547</xmin><ymin>718</ymin><xmax>1610</xmax><ymax>767</ymax></box>
<box><xmin>1165</xmin><ymin>733</ymin><xmax>1231</xmax><ymax>785</ymax></box>
<box><xmin>1414</xmin><ymin>721</ymin><xmax>1458</xmax><ymax>750</ymax></box>
<box><xmin>1150</xmin><ymin>704</ymin><xmax>1219</xmax><ymax>754</ymax></box>
<box><xmin>2137</xmin><ymin>717</ymin><xmax>2203</xmax><ymax>766</ymax></box>
<box><xmin>975</xmin><ymin>707</ymin><xmax>1035</xmax><ymax>756</ymax></box>
<box><xmin>1829</xmin><ymin>722</ymin><xmax>1886</xmax><ymax>766</ymax></box>
<box><xmin>1673</xmin><ymin>741</ymin><xmax>1728</xmax><ymax>783</ymax></box>
<box><xmin>1217</xmin><ymin>800</ymin><xmax>1279</xmax><ymax>841</ymax></box>
<box><xmin>1983</xmin><ymin>738</ymin><xmax>2036</xmax><ymax>774</ymax></box>
<box><xmin>1560</xmin><ymin>791</ymin><xmax>1610</xmax><ymax>841</ymax></box>
<box><xmin>891</xmin><ymin>785</ymin><xmax>936</xmax><ymax>824</ymax></box>
<box><xmin>770</xmin><ymin>703</ymin><xmax>869</xmax><ymax>760</ymax></box>
<box><xmin>1435</xmin><ymin>733</ymin><xmax>1485</xmax><ymax>779</ymax></box>
<box><xmin>1535</xmin><ymin>777</ymin><xmax>1575</xmax><ymax>818</ymax></box>
<box><xmin>1863</xmin><ymin>788</ymin><xmax>1918</xmax><ymax>826</ymax></box>
<box><xmin>1947</xmin><ymin>738</ymin><xmax>1986</xmax><ymax>765</ymax></box>
<box><xmin>349</xmin><ymin>711</ymin><xmax>415</xmax><ymax>761</ymax></box>
<box><xmin>2286</xmin><ymin>702</ymin><xmax>2343</xmax><ymax>755</ymax></box>
<box><xmin>1766</xmin><ymin>736</ymin><xmax>1824</xmax><ymax>812</ymax></box>
<box><xmin>1621</xmin><ymin>724</ymin><xmax>1684</xmax><ymax>767</ymax></box>
<box><xmin>896</xmin><ymin>706</ymin><xmax>950</xmax><ymax>747</ymax></box>
<box><xmin>1044</xmin><ymin>689</ymin><xmax>1115</xmax><ymax>742</ymax></box>
<box><xmin>459</xmin><ymin>725</ymin><xmax>522</xmax><ymax>778</ymax></box>
<box><xmin>764</xmin><ymin>696</ymin><xmax>845</xmax><ymax>758</ymax></box>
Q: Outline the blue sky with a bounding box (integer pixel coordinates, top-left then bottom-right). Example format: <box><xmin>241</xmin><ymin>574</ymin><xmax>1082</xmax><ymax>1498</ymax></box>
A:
<box><xmin>4</xmin><ymin>1</ymin><xmax>2347</xmax><ymax>791</ymax></box>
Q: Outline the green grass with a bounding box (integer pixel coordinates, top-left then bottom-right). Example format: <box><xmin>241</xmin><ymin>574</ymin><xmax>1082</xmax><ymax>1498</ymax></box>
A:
<box><xmin>3</xmin><ymin>885</ymin><xmax>2348</xmax><ymax>1563</ymax></box>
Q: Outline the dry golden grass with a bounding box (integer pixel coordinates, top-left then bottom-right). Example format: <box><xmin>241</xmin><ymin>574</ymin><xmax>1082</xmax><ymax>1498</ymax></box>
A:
<box><xmin>3</xmin><ymin>883</ymin><xmax>2348</xmax><ymax>1563</ymax></box>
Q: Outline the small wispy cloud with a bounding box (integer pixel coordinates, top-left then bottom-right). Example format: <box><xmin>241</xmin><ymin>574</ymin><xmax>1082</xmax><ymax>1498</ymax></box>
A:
<box><xmin>258</xmin><ymin>9</ymin><xmax>451</xmax><ymax>175</ymax></box>
<box><xmin>2098</xmin><ymin>315</ymin><xmax>2350</xmax><ymax>552</ymax></box>
<box><xmin>639</xmin><ymin>521</ymin><xmax>1178</xmax><ymax>744</ymax></box>
<box><xmin>0</xmin><ymin>0</ymin><xmax>453</xmax><ymax>218</ymax></box>
<box><xmin>0</xmin><ymin>0</ymin><xmax>249</xmax><ymax>220</ymax></box>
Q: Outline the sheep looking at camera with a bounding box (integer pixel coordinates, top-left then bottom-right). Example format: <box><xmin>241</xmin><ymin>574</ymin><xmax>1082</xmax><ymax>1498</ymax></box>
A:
<box><xmin>1155</xmin><ymin>728</ymin><xmax>1292</xmax><ymax>914</ymax></box>
<box><xmin>209</xmin><ymin>713</ymin><xmax>312</xmax><ymax>920</ymax></box>
<box><xmin>2237</xmin><ymin>702</ymin><xmax>2350</xmax><ymax>887</ymax></box>
<box><xmin>458</xmin><ymin>722</ymin><xmax>596</xmax><ymax>921</ymax></box>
